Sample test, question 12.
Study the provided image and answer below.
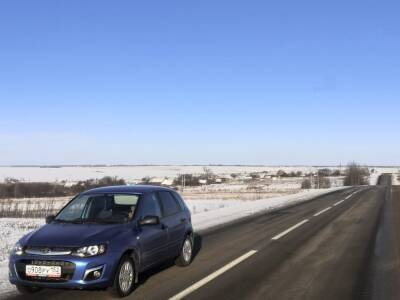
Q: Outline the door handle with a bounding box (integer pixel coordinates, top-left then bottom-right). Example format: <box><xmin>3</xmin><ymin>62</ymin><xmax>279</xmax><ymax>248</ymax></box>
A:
<box><xmin>180</xmin><ymin>218</ymin><xmax>187</xmax><ymax>223</ymax></box>
<box><xmin>161</xmin><ymin>223</ymin><xmax>168</xmax><ymax>230</ymax></box>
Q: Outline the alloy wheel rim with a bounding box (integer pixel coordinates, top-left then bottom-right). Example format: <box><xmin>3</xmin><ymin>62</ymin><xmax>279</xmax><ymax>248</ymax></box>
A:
<box><xmin>182</xmin><ymin>239</ymin><xmax>192</xmax><ymax>262</ymax></box>
<box><xmin>119</xmin><ymin>261</ymin><xmax>134</xmax><ymax>293</ymax></box>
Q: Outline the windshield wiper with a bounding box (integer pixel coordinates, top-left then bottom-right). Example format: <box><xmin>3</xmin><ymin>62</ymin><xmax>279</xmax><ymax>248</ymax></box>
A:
<box><xmin>57</xmin><ymin>218</ymin><xmax>88</xmax><ymax>224</ymax></box>
<box><xmin>87</xmin><ymin>218</ymin><xmax>121</xmax><ymax>224</ymax></box>
<box><xmin>53</xmin><ymin>218</ymin><xmax>74</xmax><ymax>223</ymax></box>
<box><xmin>54</xmin><ymin>218</ymin><xmax>122</xmax><ymax>224</ymax></box>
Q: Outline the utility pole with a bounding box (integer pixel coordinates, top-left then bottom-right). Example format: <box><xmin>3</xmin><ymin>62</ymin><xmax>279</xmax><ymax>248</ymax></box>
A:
<box><xmin>181</xmin><ymin>174</ymin><xmax>185</xmax><ymax>191</ymax></box>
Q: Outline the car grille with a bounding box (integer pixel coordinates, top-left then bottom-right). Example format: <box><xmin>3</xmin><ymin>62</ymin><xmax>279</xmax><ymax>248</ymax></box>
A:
<box><xmin>16</xmin><ymin>259</ymin><xmax>76</xmax><ymax>282</ymax></box>
<box><xmin>25</xmin><ymin>246</ymin><xmax>72</xmax><ymax>256</ymax></box>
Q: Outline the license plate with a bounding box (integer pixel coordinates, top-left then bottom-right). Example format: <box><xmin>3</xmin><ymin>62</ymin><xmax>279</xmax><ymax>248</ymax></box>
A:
<box><xmin>26</xmin><ymin>265</ymin><xmax>61</xmax><ymax>278</ymax></box>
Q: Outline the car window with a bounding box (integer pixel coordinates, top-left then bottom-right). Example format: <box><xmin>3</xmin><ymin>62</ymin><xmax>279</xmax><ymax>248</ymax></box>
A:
<box><xmin>55</xmin><ymin>193</ymin><xmax>139</xmax><ymax>224</ymax></box>
<box><xmin>140</xmin><ymin>193</ymin><xmax>162</xmax><ymax>218</ymax></box>
<box><xmin>172</xmin><ymin>192</ymin><xmax>187</xmax><ymax>211</ymax></box>
<box><xmin>158</xmin><ymin>191</ymin><xmax>181</xmax><ymax>216</ymax></box>
<box><xmin>58</xmin><ymin>195</ymin><xmax>89</xmax><ymax>220</ymax></box>
<box><xmin>114</xmin><ymin>194</ymin><xmax>139</xmax><ymax>205</ymax></box>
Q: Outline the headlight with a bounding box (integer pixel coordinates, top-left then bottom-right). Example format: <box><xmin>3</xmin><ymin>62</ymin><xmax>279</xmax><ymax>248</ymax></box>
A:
<box><xmin>72</xmin><ymin>244</ymin><xmax>106</xmax><ymax>257</ymax></box>
<box><xmin>12</xmin><ymin>243</ymin><xmax>24</xmax><ymax>256</ymax></box>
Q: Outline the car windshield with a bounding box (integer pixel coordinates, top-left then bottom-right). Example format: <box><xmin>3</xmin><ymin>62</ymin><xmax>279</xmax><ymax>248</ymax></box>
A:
<box><xmin>55</xmin><ymin>193</ymin><xmax>140</xmax><ymax>224</ymax></box>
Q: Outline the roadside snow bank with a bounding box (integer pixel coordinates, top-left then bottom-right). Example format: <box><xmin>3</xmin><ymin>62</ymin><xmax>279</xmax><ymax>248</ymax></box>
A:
<box><xmin>191</xmin><ymin>187</ymin><xmax>346</xmax><ymax>231</ymax></box>
<box><xmin>0</xmin><ymin>218</ymin><xmax>44</xmax><ymax>295</ymax></box>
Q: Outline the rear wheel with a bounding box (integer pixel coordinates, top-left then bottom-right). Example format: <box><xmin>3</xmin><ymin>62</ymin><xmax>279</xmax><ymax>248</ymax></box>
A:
<box><xmin>112</xmin><ymin>255</ymin><xmax>136</xmax><ymax>298</ymax></box>
<box><xmin>16</xmin><ymin>284</ymin><xmax>42</xmax><ymax>294</ymax></box>
<box><xmin>175</xmin><ymin>235</ymin><xmax>193</xmax><ymax>267</ymax></box>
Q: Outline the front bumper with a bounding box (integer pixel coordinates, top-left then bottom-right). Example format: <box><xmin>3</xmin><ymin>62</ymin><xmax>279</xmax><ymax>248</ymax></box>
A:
<box><xmin>8</xmin><ymin>252</ymin><xmax>119</xmax><ymax>289</ymax></box>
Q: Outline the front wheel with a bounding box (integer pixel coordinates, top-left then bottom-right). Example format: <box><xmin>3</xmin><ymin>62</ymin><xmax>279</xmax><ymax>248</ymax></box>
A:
<box><xmin>112</xmin><ymin>255</ymin><xmax>136</xmax><ymax>298</ymax></box>
<box><xmin>175</xmin><ymin>235</ymin><xmax>193</xmax><ymax>267</ymax></box>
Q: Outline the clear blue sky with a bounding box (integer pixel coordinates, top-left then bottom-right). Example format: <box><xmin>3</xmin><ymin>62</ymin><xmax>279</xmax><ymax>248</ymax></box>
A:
<box><xmin>1</xmin><ymin>1</ymin><xmax>399</xmax><ymax>165</ymax></box>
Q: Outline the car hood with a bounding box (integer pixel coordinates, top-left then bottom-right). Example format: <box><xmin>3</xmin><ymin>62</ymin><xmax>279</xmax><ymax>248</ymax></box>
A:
<box><xmin>23</xmin><ymin>222</ymin><xmax>126</xmax><ymax>247</ymax></box>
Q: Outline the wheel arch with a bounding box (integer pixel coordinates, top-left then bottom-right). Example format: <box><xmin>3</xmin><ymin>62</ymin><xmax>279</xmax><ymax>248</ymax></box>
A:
<box><xmin>111</xmin><ymin>248</ymin><xmax>140</xmax><ymax>285</ymax></box>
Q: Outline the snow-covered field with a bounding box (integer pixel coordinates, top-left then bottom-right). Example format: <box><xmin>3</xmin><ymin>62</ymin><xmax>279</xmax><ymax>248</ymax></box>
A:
<box><xmin>0</xmin><ymin>218</ymin><xmax>44</xmax><ymax>296</ymax></box>
<box><xmin>0</xmin><ymin>187</ymin><xmax>345</xmax><ymax>296</ymax></box>
<box><xmin>0</xmin><ymin>165</ymin><xmax>327</xmax><ymax>183</ymax></box>
<box><xmin>1</xmin><ymin>165</ymin><xmax>397</xmax><ymax>184</ymax></box>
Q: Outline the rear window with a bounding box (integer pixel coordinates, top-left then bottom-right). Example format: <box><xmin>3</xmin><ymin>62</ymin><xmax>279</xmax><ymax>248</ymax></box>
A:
<box><xmin>114</xmin><ymin>194</ymin><xmax>139</xmax><ymax>205</ymax></box>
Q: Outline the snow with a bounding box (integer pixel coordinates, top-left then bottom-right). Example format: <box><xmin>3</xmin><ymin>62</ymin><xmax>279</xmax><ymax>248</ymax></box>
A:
<box><xmin>0</xmin><ymin>165</ymin><xmax>322</xmax><ymax>183</ymax></box>
<box><xmin>369</xmin><ymin>167</ymin><xmax>400</xmax><ymax>185</ymax></box>
<box><xmin>369</xmin><ymin>172</ymin><xmax>381</xmax><ymax>185</ymax></box>
<box><xmin>393</xmin><ymin>173</ymin><xmax>400</xmax><ymax>185</ymax></box>
<box><xmin>0</xmin><ymin>186</ymin><xmax>345</xmax><ymax>296</ymax></box>
<box><xmin>190</xmin><ymin>187</ymin><xmax>346</xmax><ymax>231</ymax></box>
<box><xmin>0</xmin><ymin>218</ymin><xmax>44</xmax><ymax>296</ymax></box>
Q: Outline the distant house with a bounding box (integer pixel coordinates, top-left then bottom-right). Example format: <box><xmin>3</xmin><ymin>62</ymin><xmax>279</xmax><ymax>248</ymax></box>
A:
<box><xmin>161</xmin><ymin>178</ymin><xmax>174</xmax><ymax>186</ymax></box>
<box><xmin>149</xmin><ymin>177</ymin><xmax>165</xmax><ymax>185</ymax></box>
<box><xmin>199</xmin><ymin>179</ymin><xmax>207</xmax><ymax>185</ymax></box>
<box><xmin>220</xmin><ymin>175</ymin><xmax>231</xmax><ymax>182</ymax></box>
<box><xmin>146</xmin><ymin>177</ymin><xmax>174</xmax><ymax>187</ymax></box>
<box><xmin>63</xmin><ymin>181</ymin><xmax>77</xmax><ymax>187</ymax></box>
<box><xmin>126</xmin><ymin>180</ymin><xmax>141</xmax><ymax>185</ymax></box>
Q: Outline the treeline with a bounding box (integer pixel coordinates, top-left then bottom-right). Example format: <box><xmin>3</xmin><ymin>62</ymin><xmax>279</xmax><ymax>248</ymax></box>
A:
<box><xmin>300</xmin><ymin>162</ymin><xmax>370</xmax><ymax>189</ymax></box>
<box><xmin>343</xmin><ymin>162</ymin><xmax>369</xmax><ymax>186</ymax></box>
<box><xmin>0</xmin><ymin>176</ymin><xmax>126</xmax><ymax>199</ymax></box>
<box><xmin>279</xmin><ymin>168</ymin><xmax>342</xmax><ymax>178</ymax></box>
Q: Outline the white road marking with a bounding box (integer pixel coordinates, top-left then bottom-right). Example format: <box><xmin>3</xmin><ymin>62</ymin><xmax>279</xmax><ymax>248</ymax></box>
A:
<box><xmin>170</xmin><ymin>189</ymin><xmax>361</xmax><ymax>299</ymax></box>
<box><xmin>313</xmin><ymin>206</ymin><xmax>332</xmax><ymax>217</ymax></box>
<box><xmin>169</xmin><ymin>250</ymin><xmax>258</xmax><ymax>300</ymax></box>
<box><xmin>271</xmin><ymin>219</ymin><xmax>309</xmax><ymax>240</ymax></box>
<box><xmin>345</xmin><ymin>190</ymin><xmax>359</xmax><ymax>200</ymax></box>
<box><xmin>333</xmin><ymin>200</ymin><xmax>345</xmax><ymax>206</ymax></box>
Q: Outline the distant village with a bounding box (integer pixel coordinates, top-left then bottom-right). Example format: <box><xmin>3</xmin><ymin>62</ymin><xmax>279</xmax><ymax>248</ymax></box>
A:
<box><xmin>133</xmin><ymin>167</ymin><xmax>344</xmax><ymax>190</ymax></box>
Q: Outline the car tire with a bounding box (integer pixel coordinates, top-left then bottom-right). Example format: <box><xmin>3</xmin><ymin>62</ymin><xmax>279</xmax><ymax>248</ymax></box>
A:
<box><xmin>175</xmin><ymin>235</ymin><xmax>193</xmax><ymax>267</ymax></box>
<box><xmin>111</xmin><ymin>255</ymin><xmax>136</xmax><ymax>298</ymax></box>
<box><xmin>16</xmin><ymin>284</ymin><xmax>42</xmax><ymax>294</ymax></box>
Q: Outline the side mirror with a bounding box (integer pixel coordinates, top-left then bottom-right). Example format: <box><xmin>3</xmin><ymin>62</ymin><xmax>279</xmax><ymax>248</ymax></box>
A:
<box><xmin>45</xmin><ymin>215</ymin><xmax>55</xmax><ymax>224</ymax></box>
<box><xmin>139</xmin><ymin>216</ymin><xmax>160</xmax><ymax>227</ymax></box>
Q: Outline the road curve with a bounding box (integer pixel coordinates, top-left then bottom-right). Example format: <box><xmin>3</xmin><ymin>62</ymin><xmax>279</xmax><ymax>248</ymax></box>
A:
<box><xmin>6</xmin><ymin>176</ymin><xmax>400</xmax><ymax>300</ymax></box>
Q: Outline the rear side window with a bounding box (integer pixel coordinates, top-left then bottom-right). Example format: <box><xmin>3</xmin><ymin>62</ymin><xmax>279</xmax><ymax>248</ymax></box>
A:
<box><xmin>140</xmin><ymin>193</ymin><xmax>162</xmax><ymax>218</ymax></box>
<box><xmin>158</xmin><ymin>191</ymin><xmax>182</xmax><ymax>216</ymax></box>
<box><xmin>172</xmin><ymin>192</ymin><xmax>187</xmax><ymax>211</ymax></box>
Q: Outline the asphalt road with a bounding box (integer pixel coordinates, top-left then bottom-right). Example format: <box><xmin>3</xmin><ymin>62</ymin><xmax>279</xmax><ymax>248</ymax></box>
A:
<box><xmin>6</xmin><ymin>175</ymin><xmax>400</xmax><ymax>300</ymax></box>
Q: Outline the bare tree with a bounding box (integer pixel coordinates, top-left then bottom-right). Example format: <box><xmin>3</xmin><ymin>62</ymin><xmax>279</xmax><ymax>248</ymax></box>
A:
<box><xmin>301</xmin><ymin>179</ymin><xmax>312</xmax><ymax>189</ymax></box>
<box><xmin>203</xmin><ymin>167</ymin><xmax>214</xmax><ymax>179</ymax></box>
<box><xmin>344</xmin><ymin>162</ymin><xmax>369</xmax><ymax>186</ymax></box>
<box><xmin>317</xmin><ymin>177</ymin><xmax>331</xmax><ymax>189</ymax></box>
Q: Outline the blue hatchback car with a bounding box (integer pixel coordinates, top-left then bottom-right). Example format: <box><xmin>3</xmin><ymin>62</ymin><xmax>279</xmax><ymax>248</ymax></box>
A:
<box><xmin>9</xmin><ymin>185</ymin><xmax>194</xmax><ymax>297</ymax></box>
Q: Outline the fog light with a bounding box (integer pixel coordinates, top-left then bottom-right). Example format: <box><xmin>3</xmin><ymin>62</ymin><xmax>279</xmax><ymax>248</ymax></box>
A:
<box><xmin>84</xmin><ymin>266</ymin><xmax>104</xmax><ymax>281</ymax></box>
<box><xmin>93</xmin><ymin>270</ymin><xmax>101</xmax><ymax>278</ymax></box>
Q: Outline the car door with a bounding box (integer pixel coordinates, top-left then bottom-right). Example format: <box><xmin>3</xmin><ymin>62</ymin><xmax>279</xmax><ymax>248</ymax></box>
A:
<box><xmin>136</xmin><ymin>193</ymin><xmax>169</xmax><ymax>269</ymax></box>
<box><xmin>158</xmin><ymin>191</ymin><xmax>187</xmax><ymax>257</ymax></box>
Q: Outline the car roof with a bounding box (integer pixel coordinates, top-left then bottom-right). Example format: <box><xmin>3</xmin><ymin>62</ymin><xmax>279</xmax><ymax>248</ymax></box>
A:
<box><xmin>82</xmin><ymin>185</ymin><xmax>175</xmax><ymax>195</ymax></box>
